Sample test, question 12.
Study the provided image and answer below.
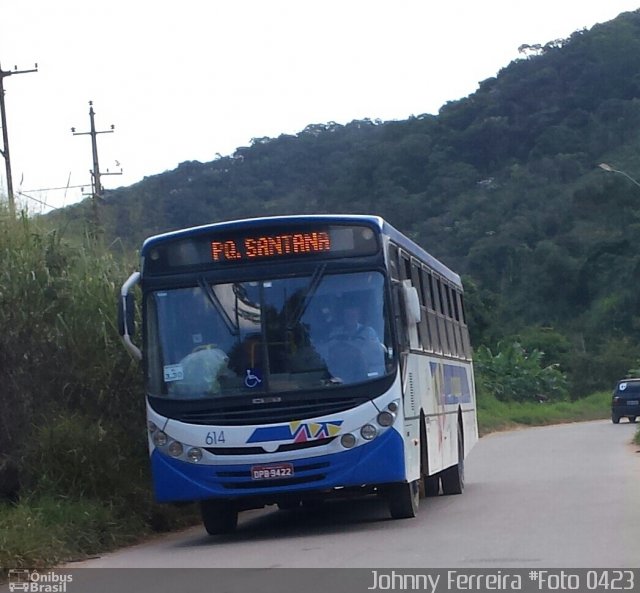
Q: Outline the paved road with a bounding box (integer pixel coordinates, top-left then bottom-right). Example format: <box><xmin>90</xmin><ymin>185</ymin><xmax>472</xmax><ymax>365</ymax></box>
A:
<box><xmin>69</xmin><ymin>420</ymin><xmax>640</xmax><ymax>569</ymax></box>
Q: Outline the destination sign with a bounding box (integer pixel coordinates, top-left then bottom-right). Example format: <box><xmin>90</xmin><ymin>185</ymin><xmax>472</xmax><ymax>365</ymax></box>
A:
<box><xmin>211</xmin><ymin>231</ymin><xmax>331</xmax><ymax>262</ymax></box>
<box><xmin>142</xmin><ymin>223</ymin><xmax>380</xmax><ymax>275</ymax></box>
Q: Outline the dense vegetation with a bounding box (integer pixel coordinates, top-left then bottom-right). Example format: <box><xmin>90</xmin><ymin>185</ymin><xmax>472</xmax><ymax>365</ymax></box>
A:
<box><xmin>4</xmin><ymin>9</ymin><xmax>640</xmax><ymax>570</ymax></box>
<box><xmin>0</xmin><ymin>211</ymin><xmax>197</xmax><ymax>571</ymax></box>
<box><xmin>51</xmin><ymin>9</ymin><xmax>640</xmax><ymax>397</ymax></box>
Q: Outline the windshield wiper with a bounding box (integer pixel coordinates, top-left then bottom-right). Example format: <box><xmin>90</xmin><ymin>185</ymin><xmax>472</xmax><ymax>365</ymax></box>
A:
<box><xmin>198</xmin><ymin>277</ymin><xmax>239</xmax><ymax>336</ymax></box>
<box><xmin>287</xmin><ymin>263</ymin><xmax>326</xmax><ymax>330</ymax></box>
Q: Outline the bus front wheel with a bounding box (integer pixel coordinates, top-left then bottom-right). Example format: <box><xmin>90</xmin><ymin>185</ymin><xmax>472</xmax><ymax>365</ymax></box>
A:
<box><xmin>200</xmin><ymin>499</ymin><xmax>238</xmax><ymax>535</ymax></box>
<box><xmin>385</xmin><ymin>480</ymin><xmax>419</xmax><ymax>519</ymax></box>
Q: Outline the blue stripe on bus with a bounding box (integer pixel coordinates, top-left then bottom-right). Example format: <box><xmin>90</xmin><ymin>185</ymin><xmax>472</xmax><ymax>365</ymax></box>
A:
<box><xmin>150</xmin><ymin>428</ymin><xmax>405</xmax><ymax>503</ymax></box>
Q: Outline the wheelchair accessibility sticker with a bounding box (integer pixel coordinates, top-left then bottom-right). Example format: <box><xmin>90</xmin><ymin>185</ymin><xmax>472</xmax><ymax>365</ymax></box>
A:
<box><xmin>244</xmin><ymin>368</ymin><xmax>263</xmax><ymax>388</ymax></box>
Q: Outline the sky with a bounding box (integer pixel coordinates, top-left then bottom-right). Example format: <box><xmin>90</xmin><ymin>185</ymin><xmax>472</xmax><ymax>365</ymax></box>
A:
<box><xmin>1</xmin><ymin>0</ymin><xmax>640</xmax><ymax>213</ymax></box>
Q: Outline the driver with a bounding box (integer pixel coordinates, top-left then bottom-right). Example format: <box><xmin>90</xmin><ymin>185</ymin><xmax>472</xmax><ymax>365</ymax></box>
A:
<box><xmin>327</xmin><ymin>303</ymin><xmax>386</xmax><ymax>382</ymax></box>
<box><xmin>330</xmin><ymin>304</ymin><xmax>379</xmax><ymax>344</ymax></box>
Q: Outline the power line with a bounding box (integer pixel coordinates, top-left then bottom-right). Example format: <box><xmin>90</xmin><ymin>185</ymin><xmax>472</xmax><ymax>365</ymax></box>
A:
<box><xmin>0</xmin><ymin>62</ymin><xmax>38</xmax><ymax>216</ymax></box>
<box><xmin>23</xmin><ymin>183</ymin><xmax>87</xmax><ymax>192</ymax></box>
<box><xmin>16</xmin><ymin>190</ymin><xmax>60</xmax><ymax>211</ymax></box>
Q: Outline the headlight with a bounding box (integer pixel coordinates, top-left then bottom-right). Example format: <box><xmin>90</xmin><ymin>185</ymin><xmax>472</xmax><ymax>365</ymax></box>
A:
<box><xmin>387</xmin><ymin>400</ymin><xmax>399</xmax><ymax>413</ymax></box>
<box><xmin>360</xmin><ymin>424</ymin><xmax>377</xmax><ymax>440</ymax></box>
<box><xmin>152</xmin><ymin>431</ymin><xmax>168</xmax><ymax>447</ymax></box>
<box><xmin>187</xmin><ymin>447</ymin><xmax>203</xmax><ymax>463</ymax></box>
<box><xmin>147</xmin><ymin>421</ymin><xmax>158</xmax><ymax>433</ymax></box>
<box><xmin>340</xmin><ymin>433</ymin><xmax>357</xmax><ymax>449</ymax></box>
<box><xmin>168</xmin><ymin>441</ymin><xmax>184</xmax><ymax>457</ymax></box>
<box><xmin>377</xmin><ymin>410</ymin><xmax>395</xmax><ymax>427</ymax></box>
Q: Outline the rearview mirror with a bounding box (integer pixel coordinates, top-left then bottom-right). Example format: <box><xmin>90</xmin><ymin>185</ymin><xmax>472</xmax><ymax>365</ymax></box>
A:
<box><xmin>118</xmin><ymin>272</ymin><xmax>142</xmax><ymax>361</ymax></box>
<box><xmin>117</xmin><ymin>293</ymin><xmax>136</xmax><ymax>337</ymax></box>
<box><xmin>402</xmin><ymin>280</ymin><xmax>421</xmax><ymax>325</ymax></box>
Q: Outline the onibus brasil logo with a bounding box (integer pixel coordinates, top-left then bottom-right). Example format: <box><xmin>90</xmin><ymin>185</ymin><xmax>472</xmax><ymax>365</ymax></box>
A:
<box><xmin>8</xmin><ymin>570</ymin><xmax>73</xmax><ymax>593</ymax></box>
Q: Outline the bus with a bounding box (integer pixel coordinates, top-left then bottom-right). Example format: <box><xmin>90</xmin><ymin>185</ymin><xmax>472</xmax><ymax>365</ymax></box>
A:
<box><xmin>118</xmin><ymin>215</ymin><xmax>478</xmax><ymax>534</ymax></box>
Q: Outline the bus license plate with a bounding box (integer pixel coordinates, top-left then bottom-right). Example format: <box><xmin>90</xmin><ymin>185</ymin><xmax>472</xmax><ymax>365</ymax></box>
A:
<box><xmin>251</xmin><ymin>463</ymin><xmax>294</xmax><ymax>480</ymax></box>
<box><xmin>627</xmin><ymin>400</ymin><xmax>639</xmax><ymax>406</ymax></box>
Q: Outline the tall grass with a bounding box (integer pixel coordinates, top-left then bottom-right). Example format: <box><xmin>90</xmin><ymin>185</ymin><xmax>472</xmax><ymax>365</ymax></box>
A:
<box><xmin>0</xmin><ymin>208</ymin><xmax>196</xmax><ymax>572</ymax></box>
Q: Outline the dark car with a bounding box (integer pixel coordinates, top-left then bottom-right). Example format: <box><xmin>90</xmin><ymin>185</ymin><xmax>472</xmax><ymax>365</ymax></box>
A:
<box><xmin>611</xmin><ymin>379</ymin><xmax>640</xmax><ymax>424</ymax></box>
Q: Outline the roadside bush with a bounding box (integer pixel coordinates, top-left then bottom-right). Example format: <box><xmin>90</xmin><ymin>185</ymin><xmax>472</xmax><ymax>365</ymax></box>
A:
<box><xmin>0</xmin><ymin>208</ymin><xmax>199</xmax><ymax>570</ymax></box>
<box><xmin>475</xmin><ymin>341</ymin><xmax>569</xmax><ymax>402</ymax></box>
<box><xmin>22</xmin><ymin>411</ymin><xmax>149</xmax><ymax>508</ymax></box>
<box><xmin>0</xmin><ymin>210</ymin><xmax>142</xmax><ymax>498</ymax></box>
<box><xmin>477</xmin><ymin>390</ymin><xmax>610</xmax><ymax>434</ymax></box>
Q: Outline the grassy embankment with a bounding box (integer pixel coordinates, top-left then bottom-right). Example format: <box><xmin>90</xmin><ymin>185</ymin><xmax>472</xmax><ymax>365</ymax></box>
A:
<box><xmin>477</xmin><ymin>390</ymin><xmax>612</xmax><ymax>435</ymax></box>
<box><xmin>0</xmin><ymin>210</ymin><xmax>632</xmax><ymax>572</ymax></box>
<box><xmin>0</xmin><ymin>211</ymin><xmax>198</xmax><ymax>574</ymax></box>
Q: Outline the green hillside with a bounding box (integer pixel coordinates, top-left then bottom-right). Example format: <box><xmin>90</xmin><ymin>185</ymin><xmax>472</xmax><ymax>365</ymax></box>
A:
<box><xmin>5</xmin><ymin>11</ymin><xmax>640</xmax><ymax>568</ymax></box>
<box><xmin>51</xmin><ymin>9</ymin><xmax>640</xmax><ymax>395</ymax></box>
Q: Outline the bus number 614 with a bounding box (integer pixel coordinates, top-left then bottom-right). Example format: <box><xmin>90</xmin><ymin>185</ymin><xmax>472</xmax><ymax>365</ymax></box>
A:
<box><xmin>205</xmin><ymin>431</ymin><xmax>225</xmax><ymax>445</ymax></box>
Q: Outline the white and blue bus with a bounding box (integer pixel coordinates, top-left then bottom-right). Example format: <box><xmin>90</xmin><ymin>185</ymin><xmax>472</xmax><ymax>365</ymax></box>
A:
<box><xmin>118</xmin><ymin>215</ymin><xmax>478</xmax><ymax>534</ymax></box>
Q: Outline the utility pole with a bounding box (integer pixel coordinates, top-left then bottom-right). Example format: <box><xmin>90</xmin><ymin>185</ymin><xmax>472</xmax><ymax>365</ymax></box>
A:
<box><xmin>72</xmin><ymin>101</ymin><xmax>121</xmax><ymax>235</ymax></box>
<box><xmin>0</xmin><ymin>62</ymin><xmax>38</xmax><ymax>216</ymax></box>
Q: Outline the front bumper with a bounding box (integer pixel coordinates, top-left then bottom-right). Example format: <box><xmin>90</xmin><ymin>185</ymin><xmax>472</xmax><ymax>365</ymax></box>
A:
<box><xmin>151</xmin><ymin>428</ymin><xmax>406</xmax><ymax>503</ymax></box>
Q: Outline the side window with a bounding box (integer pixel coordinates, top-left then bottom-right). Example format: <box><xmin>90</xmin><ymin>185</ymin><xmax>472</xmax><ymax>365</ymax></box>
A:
<box><xmin>421</xmin><ymin>268</ymin><xmax>439</xmax><ymax>353</ymax></box>
<box><xmin>434</xmin><ymin>276</ymin><xmax>451</xmax><ymax>354</ymax></box>
<box><xmin>411</xmin><ymin>260</ymin><xmax>426</xmax><ymax>350</ymax></box>
<box><xmin>433</xmin><ymin>277</ymin><xmax>443</xmax><ymax>314</ymax></box>
<box><xmin>458</xmin><ymin>292</ymin><xmax>467</xmax><ymax>325</ymax></box>
<box><xmin>419</xmin><ymin>268</ymin><xmax>431</xmax><ymax>309</ymax></box>
<box><xmin>410</xmin><ymin>259</ymin><xmax>422</xmax><ymax>298</ymax></box>
<box><xmin>451</xmin><ymin>288</ymin><xmax>461</xmax><ymax>321</ymax></box>
<box><xmin>427</xmin><ymin>273</ymin><xmax>437</xmax><ymax>311</ymax></box>
<box><xmin>458</xmin><ymin>291</ymin><xmax>471</xmax><ymax>359</ymax></box>
<box><xmin>443</xmin><ymin>284</ymin><xmax>454</xmax><ymax>319</ymax></box>
<box><xmin>401</xmin><ymin>252</ymin><xmax>412</xmax><ymax>281</ymax></box>
<box><xmin>388</xmin><ymin>243</ymin><xmax>400</xmax><ymax>280</ymax></box>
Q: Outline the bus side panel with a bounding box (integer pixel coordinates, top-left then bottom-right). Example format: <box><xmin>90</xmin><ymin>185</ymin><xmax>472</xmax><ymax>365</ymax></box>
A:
<box><xmin>422</xmin><ymin>356</ymin><xmax>447</xmax><ymax>475</ymax></box>
<box><xmin>403</xmin><ymin>352</ymin><xmax>426</xmax><ymax>482</ymax></box>
<box><xmin>462</xmin><ymin>364</ymin><xmax>479</xmax><ymax>458</ymax></box>
<box><xmin>149</xmin><ymin>427</ymin><xmax>406</xmax><ymax>503</ymax></box>
<box><xmin>422</xmin><ymin>358</ymin><xmax>477</xmax><ymax>474</ymax></box>
<box><xmin>402</xmin><ymin>418</ymin><xmax>421</xmax><ymax>483</ymax></box>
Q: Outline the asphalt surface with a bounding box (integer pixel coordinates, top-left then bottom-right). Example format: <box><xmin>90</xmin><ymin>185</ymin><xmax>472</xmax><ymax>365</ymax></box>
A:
<box><xmin>65</xmin><ymin>419</ymin><xmax>640</xmax><ymax>569</ymax></box>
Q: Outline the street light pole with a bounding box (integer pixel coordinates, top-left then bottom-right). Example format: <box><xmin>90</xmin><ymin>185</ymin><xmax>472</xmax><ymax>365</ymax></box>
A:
<box><xmin>598</xmin><ymin>163</ymin><xmax>640</xmax><ymax>189</ymax></box>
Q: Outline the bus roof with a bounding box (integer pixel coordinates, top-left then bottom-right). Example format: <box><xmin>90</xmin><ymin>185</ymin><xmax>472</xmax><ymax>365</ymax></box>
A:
<box><xmin>141</xmin><ymin>215</ymin><xmax>462</xmax><ymax>287</ymax></box>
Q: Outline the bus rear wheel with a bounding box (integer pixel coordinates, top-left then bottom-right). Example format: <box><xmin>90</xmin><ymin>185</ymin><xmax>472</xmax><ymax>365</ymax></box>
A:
<box><xmin>200</xmin><ymin>499</ymin><xmax>238</xmax><ymax>535</ymax></box>
<box><xmin>386</xmin><ymin>480</ymin><xmax>419</xmax><ymax>519</ymax></box>
<box><xmin>422</xmin><ymin>475</ymin><xmax>440</xmax><ymax>497</ymax></box>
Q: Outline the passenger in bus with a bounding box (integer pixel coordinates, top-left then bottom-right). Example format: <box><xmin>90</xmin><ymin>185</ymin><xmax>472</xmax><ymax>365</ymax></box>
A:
<box><xmin>327</xmin><ymin>303</ymin><xmax>386</xmax><ymax>382</ymax></box>
<box><xmin>169</xmin><ymin>345</ymin><xmax>233</xmax><ymax>397</ymax></box>
<box><xmin>164</xmin><ymin>288</ymin><xmax>234</xmax><ymax>397</ymax></box>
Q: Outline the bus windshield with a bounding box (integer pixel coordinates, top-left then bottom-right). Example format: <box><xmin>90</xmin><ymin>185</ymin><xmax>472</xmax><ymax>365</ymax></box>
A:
<box><xmin>146</xmin><ymin>270</ymin><xmax>394</xmax><ymax>399</ymax></box>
